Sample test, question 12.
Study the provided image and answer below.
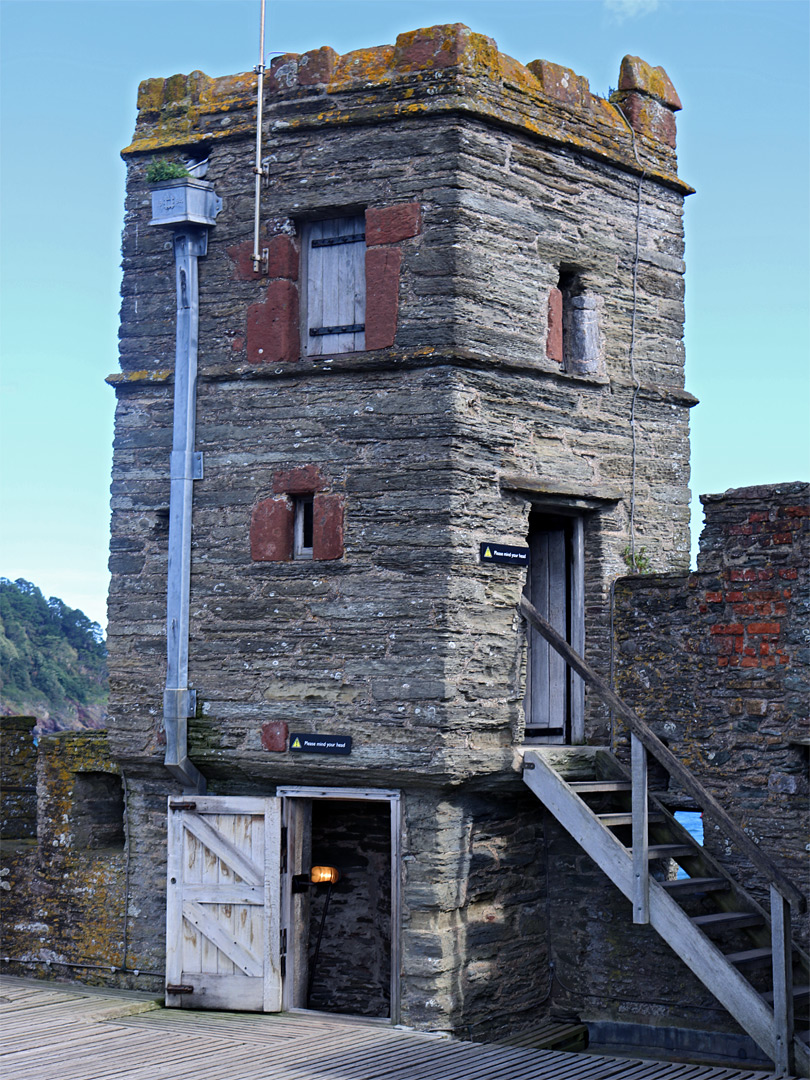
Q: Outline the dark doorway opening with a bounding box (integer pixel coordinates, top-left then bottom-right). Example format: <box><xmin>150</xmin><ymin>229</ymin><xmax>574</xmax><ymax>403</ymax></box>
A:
<box><xmin>281</xmin><ymin>791</ymin><xmax>398</xmax><ymax>1020</ymax></box>
<box><xmin>306</xmin><ymin>799</ymin><xmax>391</xmax><ymax>1017</ymax></box>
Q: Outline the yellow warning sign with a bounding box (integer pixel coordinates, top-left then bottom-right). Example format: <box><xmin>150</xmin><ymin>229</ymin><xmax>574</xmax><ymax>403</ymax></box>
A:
<box><xmin>291</xmin><ymin>737</ymin><xmax>302</xmax><ymax>749</ymax></box>
<box><xmin>484</xmin><ymin>547</ymin><xmax>492</xmax><ymax>558</ymax></box>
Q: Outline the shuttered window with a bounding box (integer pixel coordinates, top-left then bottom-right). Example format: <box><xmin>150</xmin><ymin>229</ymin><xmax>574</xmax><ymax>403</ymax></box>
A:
<box><xmin>302</xmin><ymin>215</ymin><xmax>366</xmax><ymax>356</ymax></box>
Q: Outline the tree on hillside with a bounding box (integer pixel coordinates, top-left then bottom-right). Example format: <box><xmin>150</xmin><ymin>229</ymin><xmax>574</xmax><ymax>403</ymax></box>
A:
<box><xmin>0</xmin><ymin>578</ymin><xmax>108</xmax><ymax>730</ymax></box>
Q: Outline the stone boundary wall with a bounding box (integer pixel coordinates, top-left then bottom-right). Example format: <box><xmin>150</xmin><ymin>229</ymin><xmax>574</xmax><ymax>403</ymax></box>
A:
<box><xmin>614</xmin><ymin>482</ymin><xmax>809</xmax><ymax>943</ymax></box>
<box><xmin>0</xmin><ymin>726</ymin><xmax>142</xmax><ymax>988</ymax></box>
<box><xmin>0</xmin><ymin>716</ymin><xmax>37</xmax><ymax>840</ymax></box>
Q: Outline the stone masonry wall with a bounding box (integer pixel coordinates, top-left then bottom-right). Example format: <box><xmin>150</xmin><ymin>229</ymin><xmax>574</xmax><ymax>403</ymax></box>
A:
<box><xmin>400</xmin><ymin>786</ymin><xmax>549</xmax><ymax>1038</ymax></box>
<box><xmin>108</xmin><ymin>25</ymin><xmax>692</xmax><ymax>781</ymax></box>
<box><xmin>0</xmin><ymin>729</ymin><xmax>136</xmax><ymax>987</ymax></box>
<box><xmin>0</xmin><ymin>716</ymin><xmax>37</xmax><ymax>840</ymax></box>
<box><xmin>307</xmin><ymin>800</ymin><xmax>391</xmax><ymax>1017</ymax></box>
<box><xmin>106</xmin><ymin>22</ymin><xmax>695</xmax><ymax>1029</ymax></box>
<box><xmin>614</xmin><ymin>483</ymin><xmax>809</xmax><ymax>945</ymax></box>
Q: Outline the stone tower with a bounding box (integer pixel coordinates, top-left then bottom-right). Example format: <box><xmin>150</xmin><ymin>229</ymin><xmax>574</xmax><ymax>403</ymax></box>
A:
<box><xmin>108</xmin><ymin>23</ymin><xmax>696</xmax><ymax>1037</ymax></box>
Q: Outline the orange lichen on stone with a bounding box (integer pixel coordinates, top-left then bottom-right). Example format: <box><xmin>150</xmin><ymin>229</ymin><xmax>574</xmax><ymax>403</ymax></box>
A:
<box><xmin>124</xmin><ymin>69</ymin><xmax>257</xmax><ymax>154</ymax></box>
<box><xmin>528</xmin><ymin>59</ymin><xmax>590</xmax><ymax>108</ymax></box>
<box><xmin>618</xmin><ymin>55</ymin><xmax>681</xmax><ymax>110</ymax></box>
<box><xmin>123</xmin><ymin>22</ymin><xmax>686</xmax><ymax>180</ymax></box>
<box><xmin>327</xmin><ymin>45</ymin><xmax>397</xmax><ymax>89</ymax></box>
<box><xmin>392</xmin><ymin>23</ymin><xmax>499</xmax><ymax>76</ymax></box>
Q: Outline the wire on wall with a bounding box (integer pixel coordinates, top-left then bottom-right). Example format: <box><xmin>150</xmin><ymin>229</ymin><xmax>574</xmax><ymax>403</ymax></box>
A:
<box><xmin>615</xmin><ymin>109</ymin><xmax>647</xmax><ymax>569</ymax></box>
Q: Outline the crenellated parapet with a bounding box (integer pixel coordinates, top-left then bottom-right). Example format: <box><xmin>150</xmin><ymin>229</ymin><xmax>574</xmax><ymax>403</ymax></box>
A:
<box><xmin>123</xmin><ymin>22</ymin><xmax>689</xmax><ymax>191</ymax></box>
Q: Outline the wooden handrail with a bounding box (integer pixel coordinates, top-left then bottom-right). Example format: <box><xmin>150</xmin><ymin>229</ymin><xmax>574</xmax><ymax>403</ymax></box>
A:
<box><xmin>519</xmin><ymin>596</ymin><xmax>806</xmax><ymax>911</ymax></box>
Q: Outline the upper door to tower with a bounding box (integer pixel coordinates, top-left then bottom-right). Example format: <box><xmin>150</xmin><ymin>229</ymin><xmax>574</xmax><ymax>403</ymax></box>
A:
<box><xmin>523</xmin><ymin>513</ymin><xmax>585</xmax><ymax>744</ymax></box>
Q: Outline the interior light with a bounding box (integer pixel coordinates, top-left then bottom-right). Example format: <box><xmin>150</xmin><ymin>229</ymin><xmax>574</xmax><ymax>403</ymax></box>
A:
<box><xmin>292</xmin><ymin>865</ymin><xmax>341</xmax><ymax>892</ymax></box>
<box><xmin>310</xmin><ymin>865</ymin><xmax>339</xmax><ymax>885</ymax></box>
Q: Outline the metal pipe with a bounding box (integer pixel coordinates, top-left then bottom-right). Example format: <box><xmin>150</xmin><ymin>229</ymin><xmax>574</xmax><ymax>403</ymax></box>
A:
<box><xmin>252</xmin><ymin>0</ymin><xmax>267</xmax><ymax>271</ymax></box>
<box><xmin>163</xmin><ymin>227</ymin><xmax>207</xmax><ymax>794</ymax></box>
<box><xmin>306</xmin><ymin>882</ymin><xmax>334</xmax><ymax>1008</ymax></box>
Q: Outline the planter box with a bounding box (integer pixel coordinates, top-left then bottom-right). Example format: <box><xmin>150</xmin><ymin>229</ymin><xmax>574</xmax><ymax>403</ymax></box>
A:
<box><xmin>150</xmin><ymin>178</ymin><xmax>222</xmax><ymax>227</ymax></box>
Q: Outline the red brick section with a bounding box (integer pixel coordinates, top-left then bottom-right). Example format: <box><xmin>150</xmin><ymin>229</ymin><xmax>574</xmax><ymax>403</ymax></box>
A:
<box><xmin>616</xmin><ymin>94</ymin><xmax>677</xmax><ymax>148</ymax></box>
<box><xmin>252</xmin><ymin>471</ymin><xmax>343</xmax><ymax>561</ymax></box>
<box><xmin>272</xmin><ymin>465</ymin><xmax>327</xmax><ymax>495</ymax></box>
<box><xmin>312</xmin><ymin>493</ymin><xmax>345</xmax><ymax>560</ymax></box>
<box><xmin>366</xmin><ymin>203</ymin><xmax>422</xmax><ymax>246</ymax></box>
<box><xmin>261</xmin><ymin>721</ymin><xmax>289</xmax><ymax>752</ymax></box>
<box><xmin>229</xmin><ymin>235</ymin><xmax>299</xmax><ymax>281</ymax></box>
<box><xmin>247</xmin><ymin>279</ymin><xmax>300</xmax><ymax>364</ymax></box>
<box><xmin>362</xmin><ymin>203</ymin><xmax>422</xmax><ymax>350</ymax></box>
<box><xmin>296</xmin><ymin>46</ymin><xmax>338</xmax><ymax>86</ymax></box>
<box><xmin>365</xmin><ymin>248</ymin><xmax>402</xmax><ymax>350</ymax></box>
<box><xmin>546</xmin><ymin>287</ymin><xmax>563</xmax><ymax>362</ymax></box>
<box><xmin>250</xmin><ymin>497</ymin><xmax>294</xmax><ymax>561</ymax></box>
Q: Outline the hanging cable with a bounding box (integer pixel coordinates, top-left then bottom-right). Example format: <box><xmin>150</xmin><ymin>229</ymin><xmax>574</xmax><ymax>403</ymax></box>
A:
<box><xmin>615</xmin><ymin>108</ymin><xmax>646</xmax><ymax>568</ymax></box>
<box><xmin>252</xmin><ymin>0</ymin><xmax>267</xmax><ymax>272</ymax></box>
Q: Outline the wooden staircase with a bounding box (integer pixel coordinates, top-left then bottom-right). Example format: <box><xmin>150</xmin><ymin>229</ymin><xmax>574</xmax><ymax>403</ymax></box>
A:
<box><xmin>519</xmin><ymin>596</ymin><xmax>809</xmax><ymax>1077</ymax></box>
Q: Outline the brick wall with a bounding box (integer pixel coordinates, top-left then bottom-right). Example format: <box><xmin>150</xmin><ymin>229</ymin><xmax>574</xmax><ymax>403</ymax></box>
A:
<box><xmin>614</xmin><ymin>482</ymin><xmax>809</xmax><ymax>944</ymax></box>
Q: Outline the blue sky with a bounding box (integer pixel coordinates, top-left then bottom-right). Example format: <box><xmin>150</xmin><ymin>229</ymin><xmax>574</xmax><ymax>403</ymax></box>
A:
<box><xmin>1</xmin><ymin>0</ymin><xmax>808</xmax><ymax>629</ymax></box>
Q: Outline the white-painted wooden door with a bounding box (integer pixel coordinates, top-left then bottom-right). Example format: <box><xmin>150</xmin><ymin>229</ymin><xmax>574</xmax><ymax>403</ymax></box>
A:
<box><xmin>166</xmin><ymin>795</ymin><xmax>282</xmax><ymax>1012</ymax></box>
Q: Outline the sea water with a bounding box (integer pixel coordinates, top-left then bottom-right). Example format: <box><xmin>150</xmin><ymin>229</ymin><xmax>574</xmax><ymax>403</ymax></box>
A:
<box><xmin>674</xmin><ymin>810</ymin><xmax>703</xmax><ymax>878</ymax></box>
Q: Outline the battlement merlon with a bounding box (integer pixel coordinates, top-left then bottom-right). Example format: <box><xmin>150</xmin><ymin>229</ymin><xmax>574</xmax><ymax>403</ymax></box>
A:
<box><xmin>122</xmin><ymin>22</ymin><xmax>692</xmax><ymax>195</ymax></box>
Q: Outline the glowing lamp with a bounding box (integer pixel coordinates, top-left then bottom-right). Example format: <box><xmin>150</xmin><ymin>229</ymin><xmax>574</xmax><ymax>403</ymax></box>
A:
<box><xmin>310</xmin><ymin>865</ymin><xmax>339</xmax><ymax>885</ymax></box>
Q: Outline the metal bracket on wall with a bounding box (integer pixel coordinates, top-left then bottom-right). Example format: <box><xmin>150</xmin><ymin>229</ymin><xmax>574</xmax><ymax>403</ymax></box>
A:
<box><xmin>170</xmin><ymin>450</ymin><xmax>204</xmax><ymax>481</ymax></box>
<box><xmin>163</xmin><ymin>688</ymin><xmax>197</xmax><ymax>719</ymax></box>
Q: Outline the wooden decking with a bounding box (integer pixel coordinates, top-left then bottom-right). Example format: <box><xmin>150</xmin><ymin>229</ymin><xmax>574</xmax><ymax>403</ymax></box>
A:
<box><xmin>0</xmin><ymin>976</ymin><xmax>793</xmax><ymax>1080</ymax></box>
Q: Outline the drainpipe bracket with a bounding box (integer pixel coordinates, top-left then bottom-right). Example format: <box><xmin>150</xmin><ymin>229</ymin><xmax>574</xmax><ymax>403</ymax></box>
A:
<box><xmin>170</xmin><ymin>450</ymin><xmax>204</xmax><ymax>480</ymax></box>
<box><xmin>163</xmin><ymin>688</ymin><xmax>197</xmax><ymax>719</ymax></box>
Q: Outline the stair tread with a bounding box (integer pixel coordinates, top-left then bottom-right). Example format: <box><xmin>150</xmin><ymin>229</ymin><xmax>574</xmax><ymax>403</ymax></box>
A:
<box><xmin>661</xmin><ymin>876</ymin><xmax>729</xmax><ymax>891</ymax></box>
<box><xmin>569</xmin><ymin>781</ymin><xmax>632</xmax><ymax>792</ymax></box>
<box><xmin>692</xmin><ymin>911</ymin><xmax>765</xmax><ymax>928</ymax></box>
<box><xmin>598</xmin><ymin>812</ymin><xmax>665</xmax><ymax>825</ymax></box>
<box><xmin>724</xmin><ymin>947</ymin><xmax>773</xmax><ymax>966</ymax></box>
<box><xmin>648</xmin><ymin>844</ymin><xmax>694</xmax><ymax>858</ymax></box>
<box><xmin>761</xmin><ymin>984</ymin><xmax>810</xmax><ymax>1004</ymax></box>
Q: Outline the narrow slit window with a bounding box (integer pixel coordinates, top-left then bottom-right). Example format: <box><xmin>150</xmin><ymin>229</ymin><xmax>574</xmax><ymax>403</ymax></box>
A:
<box><xmin>294</xmin><ymin>495</ymin><xmax>314</xmax><ymax>559</ymax></box>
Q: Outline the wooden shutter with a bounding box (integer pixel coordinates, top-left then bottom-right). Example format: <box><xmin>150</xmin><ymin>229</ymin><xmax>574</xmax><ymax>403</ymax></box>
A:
<box><xmin>303</xmin><ymin>216</ymin><xmax>366</xmax><ymax>356</ymax></box>
<box><xmin>166</xmin><ymin>795</ymin><xmax>282</xmax><ymax>1012</ymax></box>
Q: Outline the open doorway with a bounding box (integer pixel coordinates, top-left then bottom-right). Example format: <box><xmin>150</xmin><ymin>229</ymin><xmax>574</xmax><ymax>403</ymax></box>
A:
<box><xmin>278</xmin><ymin>787</ymin><xmax>400</xmax><ymax>1021</ymax></box>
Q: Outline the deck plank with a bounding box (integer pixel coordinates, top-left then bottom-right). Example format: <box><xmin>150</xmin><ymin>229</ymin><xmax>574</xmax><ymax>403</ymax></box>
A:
<box><xmin>0</xmin><ymin>976</ymin><xmax>795</xmax><ymax>1080</ymax></box>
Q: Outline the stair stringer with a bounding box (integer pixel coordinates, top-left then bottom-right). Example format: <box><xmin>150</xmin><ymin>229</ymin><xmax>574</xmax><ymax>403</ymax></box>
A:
<box><xmin>523</xmin><ymin>748</ymin><xmax>808</xmax><ymax>1075</ymax></box>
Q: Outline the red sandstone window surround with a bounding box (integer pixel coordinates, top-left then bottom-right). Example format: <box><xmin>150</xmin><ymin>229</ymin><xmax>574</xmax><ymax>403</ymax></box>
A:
<box><xmin>240</xmin><ymin>202</ymin><xmax>422</xmax><ymax>364</ymax></box>
<box><xmin>250</xmin><ymin>466</ymin><xmax>344</xmax><ymax>562</ymax></box>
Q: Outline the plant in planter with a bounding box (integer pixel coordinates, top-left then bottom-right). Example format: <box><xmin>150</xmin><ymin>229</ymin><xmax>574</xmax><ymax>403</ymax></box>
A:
<box><xmin>146</xmin><ymin>159</ymin><xmax>191</xmax><ymax>183</ymax></box>
<box><xmin>148</xmin><ymin>158</ymin><xmax>221</xmax><ymax>228</ymax></box>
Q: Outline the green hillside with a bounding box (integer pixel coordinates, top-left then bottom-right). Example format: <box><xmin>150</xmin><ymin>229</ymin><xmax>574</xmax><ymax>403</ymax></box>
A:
<box><xmin>0</xmin><ymin>578</ymin><xmax>108</xmax><ymax>733</ymax></box>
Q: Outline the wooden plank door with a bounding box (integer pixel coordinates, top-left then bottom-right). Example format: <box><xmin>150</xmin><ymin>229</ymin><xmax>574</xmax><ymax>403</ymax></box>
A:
<box><xmin>524</xmin><ymin>516</ymin><xmax>585</xmax><ymax>743</ymax></box>
<box><xmin>166</xmin><ymin>795</ymin><xmax>282</xmax><ymax>1012</ymax></box>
